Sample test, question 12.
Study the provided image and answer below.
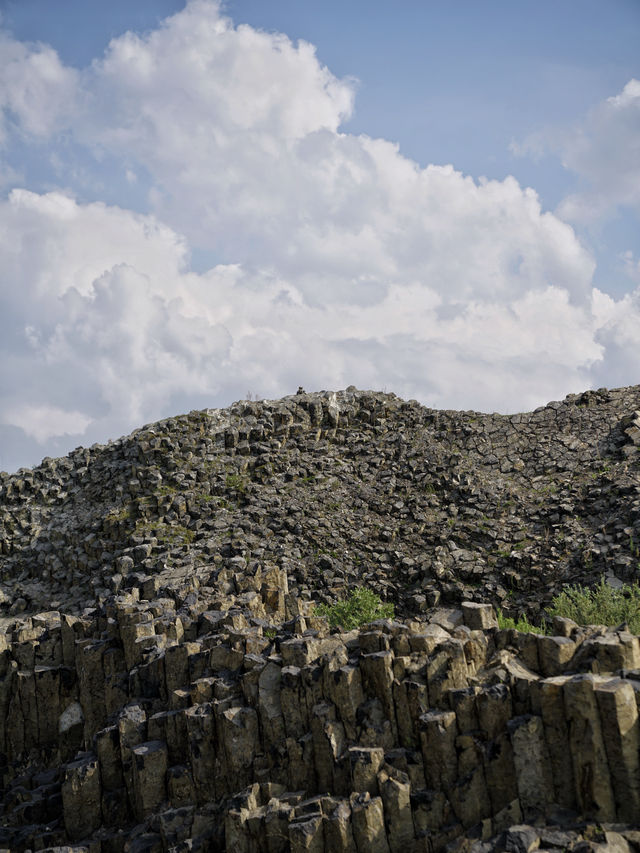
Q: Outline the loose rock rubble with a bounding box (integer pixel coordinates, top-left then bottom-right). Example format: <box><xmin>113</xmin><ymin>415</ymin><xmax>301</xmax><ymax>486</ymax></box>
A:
<box><xmin>1</xmin><ymin>385</ymin><xmax>640</xmax><ymax>850</ymax></box>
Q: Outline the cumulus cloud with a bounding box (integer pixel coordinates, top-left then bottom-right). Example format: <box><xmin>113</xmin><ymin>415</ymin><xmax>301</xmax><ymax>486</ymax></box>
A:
<box><xmin>0</xmin><ymin>30</ymin><xmax>78</xmax><ymax>142</ymax></box>
<box><xmin>0</xmin><ymin>190</ymin><xmax>231</xmax><ymax>427</ymax></box>
<box><xmin>557</xmin><ymin>79</ymin><xmax>640</xmax><ymax>223</ymax></box>
<box><xmin>4</xmin><ymin>1</ymin><xmax>592</xmax><ymax>304</ymax></box>
<box><xmin>590</xmin><ymin>285</ymin><xmax>640</xmax><ymax>389</ymax></box>
<box><xmin>0</xmin><ymin>0</ymin><xmax>636</xmax><ymax>472</ymax></box>
<box><xmin>516</xmin><ymin>78</ymin><xmax>640</xmax><ymax>224</ymax></box>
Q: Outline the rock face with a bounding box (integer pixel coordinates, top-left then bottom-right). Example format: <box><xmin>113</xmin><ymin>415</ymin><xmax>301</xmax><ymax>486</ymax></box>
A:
<box><xmin>3</xmin><ymin>599</ymin><xmax>640</xmax><ymax>851</ymax></box>
<box><xmin>0</xmin><ymin>384</ymin><xmax>640</xmax><ymax>850</ymax></box>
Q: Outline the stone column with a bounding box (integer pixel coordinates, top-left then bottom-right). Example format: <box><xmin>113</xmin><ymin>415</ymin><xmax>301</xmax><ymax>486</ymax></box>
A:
<box><xmin>539</xmin><ymin>675</ymin><xmax>576</xmax><ymax>809</ymax></box>
<box><xmin>595</xmin><ymin>678</ymin><xmax>640</xmax><ymax>822</ymax></box>
<box><xmin>563</xmin><ymin>674</ymin><xmax>616</xmax><ymax>821</ymax></box>
<box><xmin>61</xmin><ymin>752</ymin><xmax>102</xmax><ymax>841</ymax></box>
<box><xmin>507</xmin><ymin>714</ymin><xmax>553</xmax><ymax>817</ymax></box>
<box><xmin>419</xmin><ymin>710</ymin><xmax>457</xmax><ymax>792</ymax></box>
<box><xmin>350</xmin><ymin>793</ymin><xmax>391</xmax><ymax>853</ymax></box>
<box><xmin>131</xmin><ymin>739</ymin><xmax>168</xmax><ymax>820</ymax></box>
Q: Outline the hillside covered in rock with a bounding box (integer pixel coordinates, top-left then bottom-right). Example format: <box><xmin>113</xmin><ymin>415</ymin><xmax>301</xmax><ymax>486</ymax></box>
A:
<box><xmin>2</xmin><ymin>384</ymin><xmax>640</xmax><ymax>622</ymax></box>
<box><xmin>1</xmin><ymin>385</ymin><xmax>640</xmax><ymax>851</ymax></box>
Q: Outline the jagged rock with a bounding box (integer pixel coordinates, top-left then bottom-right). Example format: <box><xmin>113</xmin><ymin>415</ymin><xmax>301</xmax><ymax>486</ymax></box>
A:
<box><xmin>462</xmin><ymin>602</ymin><xmax>498</xmax><ymax>630</ymax></box>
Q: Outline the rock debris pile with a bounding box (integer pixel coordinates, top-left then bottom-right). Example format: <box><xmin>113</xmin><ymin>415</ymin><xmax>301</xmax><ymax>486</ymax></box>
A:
<box><xmin>0</xmin><ymin>385</ymin><xmax>640</xmax><ymax>851</ymax></box>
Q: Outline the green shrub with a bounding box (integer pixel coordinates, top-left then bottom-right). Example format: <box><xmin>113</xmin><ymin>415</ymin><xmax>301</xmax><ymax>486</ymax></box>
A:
<box><xmin>316</xmin><ymin>587</ymin><xmax>394</xmax><ymax>630</ymax></box>
<box><xmin>548</xmin><ymin>576</ymin><xmax>640</xmax><ymax>633</ymax></box>
<box><xmin>225</xmin><ymin>473</ymin><xmax>247</xmax><ymax>493</ymax></box>
<box><xmin>496</xmin><ymin>609</ymin><xmax>546</xmax><ymax>634</ymax></box>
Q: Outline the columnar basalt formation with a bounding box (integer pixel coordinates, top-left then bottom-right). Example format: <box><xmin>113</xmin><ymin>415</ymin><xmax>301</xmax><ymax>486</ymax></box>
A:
<box><xmin>3</xmin><ymin>597</ymin><xmax>640</xmax><ymax>850</ymax></box>
<box><xmin>1</xmin><ymin>385</ymin><xmax>640</xmax><ymax>850</ymax></box>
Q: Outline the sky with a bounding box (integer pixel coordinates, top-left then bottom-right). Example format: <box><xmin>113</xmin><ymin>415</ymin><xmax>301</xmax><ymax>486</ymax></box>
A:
<box><xmin>0</xmin><ymin>0</ymin><xmax>639</xmax><ymax>473</ymax></box>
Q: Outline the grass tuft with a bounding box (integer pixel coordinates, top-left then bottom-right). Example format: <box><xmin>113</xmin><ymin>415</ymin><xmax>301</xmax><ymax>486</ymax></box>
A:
<box><xmin>496</xmin><ymin>609</ymin><xmax>546</xmax><ymax>634</ymax></box>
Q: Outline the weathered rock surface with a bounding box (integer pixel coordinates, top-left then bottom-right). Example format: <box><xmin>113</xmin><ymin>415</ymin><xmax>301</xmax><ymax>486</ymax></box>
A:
<box><xmin>0</xmin><ymin>384</ymin><xmax>639</xmax><ymax>850</ymax></box>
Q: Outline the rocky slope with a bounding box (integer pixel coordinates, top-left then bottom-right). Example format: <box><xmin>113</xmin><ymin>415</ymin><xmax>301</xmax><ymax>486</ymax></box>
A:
<box><xmin>2</xmin><ymin>385</ymin><xmax>640</xmax><ymax>622</ymax></box>
<box><xmin>1</xmin><ymin>384</ymin><xmax>640</xmax><ymax>851</ymax></box>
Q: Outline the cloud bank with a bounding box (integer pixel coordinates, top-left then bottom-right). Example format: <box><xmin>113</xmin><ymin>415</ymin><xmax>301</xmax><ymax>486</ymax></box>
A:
<box><xmin>0</xmin><ymin>0</ymin><xmax>638</xmax><ymax>472</ymax></box>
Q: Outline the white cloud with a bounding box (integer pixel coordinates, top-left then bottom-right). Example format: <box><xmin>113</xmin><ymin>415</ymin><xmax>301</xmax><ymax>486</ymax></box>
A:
<box><xmin>558</xmin><ymin>79</ymin><xmax>640</xmax><ymax>223</ymax></box>
<box><xmin>621</xmin><ymin>250</ymin><xmax>640</xmax><ymax>286</ymax></box>
<box><xmin>0</xmin><ymin>1</ymin><xmax>637</xmax><ymax>472</ymax></box>
<box><xmin>0</xmin><ymin>3</ymin><xmax>594</xmax><ymax>307</ymax></box>
<box><xmin>1</xmin><ymin>404</ymin><xmax>91</xmax><ymax>443</ymax></box>
<box><xmin>516</xmin><ymin>78</ymin><xmax>640</xmax><ymax>224</ymax></box>
<box><xmin>0</xmin><ymin>187</ymin><xmax>188</xmax><ymax>310</ymax></box>
<box><xmin>590</xmin><ymin>284</ymin><xmax>640</xmax><ymax>389</ymax></box>
<box><xmin>0</xmin><ymin>31</ymin><xmax>78</xmax><ymax>142</ymax></box>
<box><xmin>0</xmin><ymin>191</ymin><xmax>233</xmax><ymax>429</ymax></box>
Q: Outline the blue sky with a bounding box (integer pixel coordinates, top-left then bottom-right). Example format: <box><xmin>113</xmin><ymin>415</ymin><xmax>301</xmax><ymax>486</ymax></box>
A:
<box><xmin>0</xmin><ymin>0</ymin><xmax>639</xmax><ymax>472</ymax></box>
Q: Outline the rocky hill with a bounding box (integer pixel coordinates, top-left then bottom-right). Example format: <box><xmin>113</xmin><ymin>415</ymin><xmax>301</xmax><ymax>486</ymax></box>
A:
<box><xmin>1</xmin><ymin>385</ymin><xmax>640</xmax><ymax>851</ymax></box>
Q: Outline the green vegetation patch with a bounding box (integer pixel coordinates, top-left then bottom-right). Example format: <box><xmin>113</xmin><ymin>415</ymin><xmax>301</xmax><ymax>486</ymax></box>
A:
<box><xmin>497</xmin><ymin>577</ymin><xmax>640</xmax><ymax>635</ymax></box>
<box><xmin>316</xmin><ymin>587</ymin><xmax>395</xmax><ymax>630</ymax></box>
<box><xmin>548</xmin><ymin>576</ymin><xmax>640</xmax><ymax>633</ymax></box>
<box><xmin>155</xmin><ymin>484</ymin><xmax>178</xmax><ymax>497</ymax></box>
<box><xmin>135</xmin><ymin>520</ymin><xmax>194</xmax><ymax>546</ymax></box>
<box><xmin>496</xmin><ymin>609</ymin><xmax>547</xmax><ymax>634</ymax></box>
<box><xmin>104</xmin><ymin>503</ymin><xmax>135</xmax><ymax>524</ymax></box>
<box><xmin>225</xmin><ymin>473</ymin><xmax>247</xmax><ymax>493</ymax></box>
